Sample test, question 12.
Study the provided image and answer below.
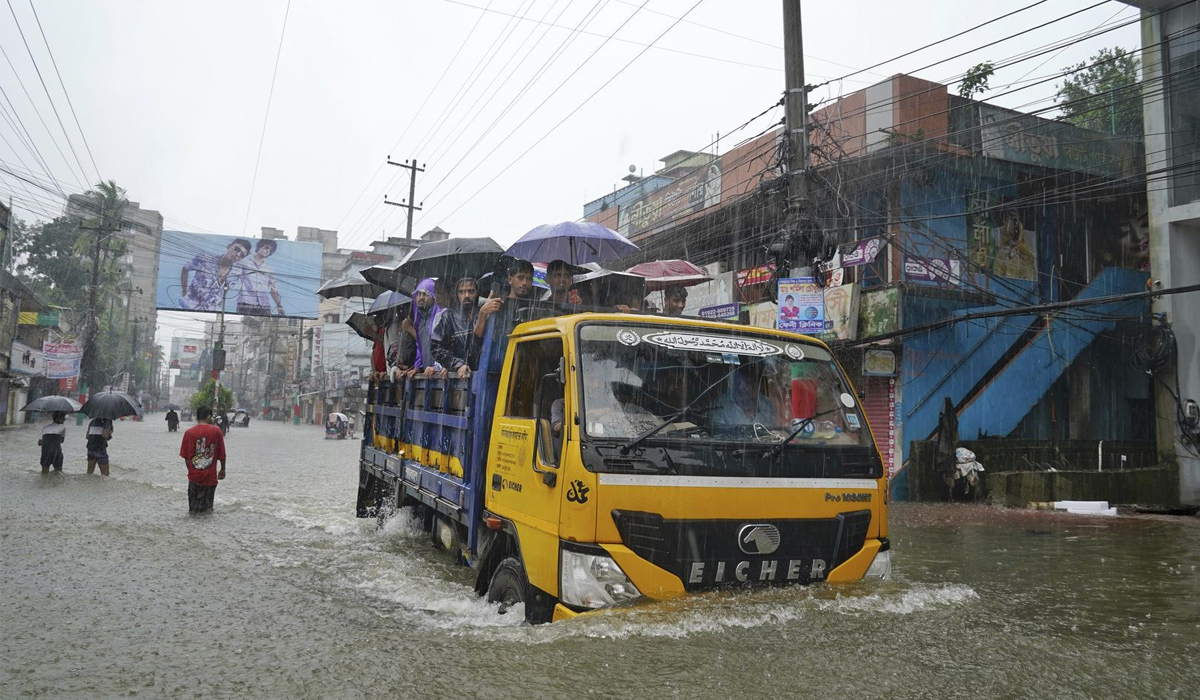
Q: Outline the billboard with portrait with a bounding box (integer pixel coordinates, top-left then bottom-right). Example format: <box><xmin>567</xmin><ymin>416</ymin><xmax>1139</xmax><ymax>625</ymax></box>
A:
<box><xmin>777</xmin><ymin>277</ymin><xmax>824</xmax><ymax>334</ymax></box>
<box><xmin>155</xmin><ymin>231</ymin><xmax>322</xmax><ymax>318</ymax></box>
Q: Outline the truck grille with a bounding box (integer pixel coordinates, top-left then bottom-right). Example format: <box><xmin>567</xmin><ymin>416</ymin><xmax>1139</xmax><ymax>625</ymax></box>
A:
<box><xmin>611</xmin><ymin>509</ymin><xmax>871</xmax><ymax>591</ymax></box>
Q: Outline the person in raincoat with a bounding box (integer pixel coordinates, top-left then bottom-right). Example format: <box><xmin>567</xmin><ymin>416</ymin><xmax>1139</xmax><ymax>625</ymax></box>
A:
<box><xmin>410</xmin><ymin>278</ymin><xmax>442</xmax><ymax>376</ymax></box>
<box><xmin>433</xmin><ymin>277</ymin><xmax>482</xmax><ymax>377</ymax></box>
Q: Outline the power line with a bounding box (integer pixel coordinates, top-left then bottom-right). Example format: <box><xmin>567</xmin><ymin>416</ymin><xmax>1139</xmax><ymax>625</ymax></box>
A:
<box><xmin>25</xmin><ymin>0</ymin><xmax>102</xmax><ymax>183</ymax></box>
<box><xmin>0</xmin><ymin>41</ymin><xmax>85</xmax><ymax>189</ymax></box>
<box><xmin>417</xmin><ymin>0</ymin><xmax>686</xmax><ymax>226</ymax></box>
<box><xmin>814</xmin><ymin>0</ymin><xmax>1056</xmax><ymax>88</ymax></box>
<box><xmin>4</xmin><ymin>0</ymin><xmax>92</xmax><ymax>187</ymax></box>
<box><xmin>240</xmin><ymin>0</ymin><xmax>292</xmax><ymax>237</ymax></box>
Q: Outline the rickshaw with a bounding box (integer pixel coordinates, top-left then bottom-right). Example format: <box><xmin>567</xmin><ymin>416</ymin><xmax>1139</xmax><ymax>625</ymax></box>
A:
<box><xmin>325</xmin><ymin>412</ymin><xmax>349</xmax><ymax>440</ymax></box>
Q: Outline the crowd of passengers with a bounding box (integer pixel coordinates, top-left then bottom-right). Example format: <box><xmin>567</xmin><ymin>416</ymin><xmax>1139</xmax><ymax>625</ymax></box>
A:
<box><xmin>370</xmin><ymin>258</ymin><xmax>689</xmax><ymax>382</ymax></box>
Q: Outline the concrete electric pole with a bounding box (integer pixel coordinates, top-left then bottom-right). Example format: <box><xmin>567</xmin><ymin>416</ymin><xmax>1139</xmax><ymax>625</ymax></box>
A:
<box><xmin>384</xmin><ymin>157</ymin><xmax>425</xmax><ymax>242</ymax></box>
<box><xmin>782</xmin><ymin>0</ymin><xmax>809</xmax><ymax>215</ymax></box>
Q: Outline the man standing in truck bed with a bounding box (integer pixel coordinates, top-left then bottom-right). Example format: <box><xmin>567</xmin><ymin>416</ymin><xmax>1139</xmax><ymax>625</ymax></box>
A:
<box><xmin>180</xmin><ymin>405</ymin><xmax>227</xmax><ymax>514</ymax></box>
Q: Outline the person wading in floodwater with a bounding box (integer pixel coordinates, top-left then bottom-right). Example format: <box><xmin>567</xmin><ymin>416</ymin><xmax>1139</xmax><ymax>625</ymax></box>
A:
<box><xmin>180</xmin><ymin>405</ymin><xmax>227</xmax><ymax>514</ymax></box>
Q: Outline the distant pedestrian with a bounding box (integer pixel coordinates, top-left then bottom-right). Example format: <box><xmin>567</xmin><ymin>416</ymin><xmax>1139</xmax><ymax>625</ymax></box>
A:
<box><xmin>180</xmin><ymin>405</ymin><xmax>227</xmax><ymax>514</ymax></box>
<box><xmin>38</xmin><ymin>411</ymin><xmax>67</xmax><ymax>473</ymax></box>
<box><xmin>86</xmin><ymin>417</ymin><xmax>114</xmax><ymax>476</ymax></box>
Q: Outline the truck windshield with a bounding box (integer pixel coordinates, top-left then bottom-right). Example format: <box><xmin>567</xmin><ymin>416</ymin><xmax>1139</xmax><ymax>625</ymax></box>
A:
<box><xmin>577</xmin><ymin>324</ymin><xmax>872</xmax><ymax>450</ymax></box>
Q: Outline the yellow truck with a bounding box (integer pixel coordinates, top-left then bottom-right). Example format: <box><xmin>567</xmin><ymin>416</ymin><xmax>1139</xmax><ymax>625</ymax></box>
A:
<box><xmin>356</xmin><ymin>307</ymin><xmax>890</xmax><ymax>623</ymax></box>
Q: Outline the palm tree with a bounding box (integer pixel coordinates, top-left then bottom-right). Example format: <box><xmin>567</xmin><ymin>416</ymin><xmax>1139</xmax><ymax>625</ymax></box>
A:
<box><xmin>80</xmin><ymin>180</ymin><xmax>130</xmax><ymax>391</ymax></box>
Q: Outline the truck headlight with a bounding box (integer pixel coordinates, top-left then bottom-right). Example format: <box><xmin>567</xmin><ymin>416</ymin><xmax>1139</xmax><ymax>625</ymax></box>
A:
<box><xmin>560</xmin><ymin>547</ymin><xmax>642</xmax><ymax>609</ymax></box>
<box><xmin>864</xmin><ymin>547</ymin><xmax>891</xmax><ymax>580</ymax></box>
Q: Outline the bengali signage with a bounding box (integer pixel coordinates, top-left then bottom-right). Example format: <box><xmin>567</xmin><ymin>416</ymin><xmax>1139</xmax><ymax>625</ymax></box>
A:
<box><xmin>904</xmin><ymin>257</ymin><xmax>962</xmax><ymax>285</ymax></box>
<box><xmin>777</xmin><ymin>277</ymin><xmax>824</xmax><ymax>334</ymax></box>
<box><xmin>820</xmin><ymin>283</ymin><xmax>860</xmax><ymax>342</ymax></box>
<box><xmin>42</xmin><ymin>340</ymin><xmax>82</xmax><ymax>379</ymax></box>
<box><xmin>965</xmin><ymin>191</ymin><xmax>1037</xmax><ymax>282</ymax></box>
<box><xmin>979</xmin><ymin>104</ymin><xmax>1141</xmax><ymax>178</ymax></box>
<box><xmin>838</xmin><ymin>237</ymin><xmax>884</xmax><ymax>267</ymax></box>
<box><xmin>619</xmin><ymin>159</ymin><xmax>722</xmax><ymax>235</ymax></box>
<box><xmin>311</xmin><ymin>326</ymin><xmax>323</xmax><ymax>370</ymax></box>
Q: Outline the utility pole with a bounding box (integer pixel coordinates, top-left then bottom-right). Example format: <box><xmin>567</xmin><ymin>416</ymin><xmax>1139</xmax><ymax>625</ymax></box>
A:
<box><xmin>782</xmin><ymin>0</ymin><xmax>809</xmax><ymax>214</ymax></box>
<box><xmin>384</xmin><ymin>156</ymin><xmax>425</xmax><ymax>242</ymax></box>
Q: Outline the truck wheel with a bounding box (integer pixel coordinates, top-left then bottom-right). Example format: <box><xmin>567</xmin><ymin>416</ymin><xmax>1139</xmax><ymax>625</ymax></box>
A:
<box><xmin>487</xmin><ymin>557</ymin><xmax>527</xmax><ymax>615</ymax></box>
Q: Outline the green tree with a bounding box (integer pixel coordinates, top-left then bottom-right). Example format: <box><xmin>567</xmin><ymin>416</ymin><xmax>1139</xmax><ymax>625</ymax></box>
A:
<box><xmin>958</xmin><ymin>61</ymin><xmax>995</xmax><ymax>100</ymax></box>
<box><xmin>191</xmin><ymin>379</ymin><xmax>234</xmax><ymax>415</ymax></box>
<box><xmin>1056</xmin><ymin>47</ymin><xmax>1142</xmax><ymax>137</ymax></box>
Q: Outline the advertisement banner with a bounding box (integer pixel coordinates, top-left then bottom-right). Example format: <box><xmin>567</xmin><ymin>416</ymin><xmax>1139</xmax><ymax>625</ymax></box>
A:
<box><xmin>9</xmin><ymin>340</ymin><xmax>43</xmax><ymax>375</ymax></box>
<box><xmin>42</xmin><ymin>340</ymin><xmax>82</xmax><ymax>379</ymax></box>
<box><xmin>964</xmin><ymin>192</ymin><xmax>1037</xmax><ymax>282</ymax></box>
<box><xmin>820</xmin><ymin>283</ymin><xmax>860</xmax><ymax>341</ymax></box>
<box><xmin>155</xmin><ymin>231</ymin><xmax>322</xmax><ymax>318</ymax></box>
<box><xmin>777</xmin><ymin>277</ymin><xmax>824</xmax><ymax>334</ymax></box>
<box><xmin>736</xmin><ymin>263</ymin><xmax>776</xmax><ymax>288</ymax></box>
<box><xmin>619</xmin><ymin>159</ymin><xmax>722</xmax><ymax>235</ymax></box>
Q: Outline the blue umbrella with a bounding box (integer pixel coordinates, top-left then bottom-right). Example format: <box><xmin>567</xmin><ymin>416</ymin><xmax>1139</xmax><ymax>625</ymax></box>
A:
<box><xmin>369</xmin><ymin>290</ymin><xmax>411</xmax><ymax>315</ymax></box>
<box><xmin>504</xmin><ymin>221</ymin><xmax>638</xmax><ymax>265</ymax></box>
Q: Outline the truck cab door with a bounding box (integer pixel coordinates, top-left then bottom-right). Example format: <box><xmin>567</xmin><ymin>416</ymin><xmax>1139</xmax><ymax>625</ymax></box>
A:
<box><xmin>487</xmin><ymin>336</ymin><xmax>566</xmax><ymax>592</ymax></box>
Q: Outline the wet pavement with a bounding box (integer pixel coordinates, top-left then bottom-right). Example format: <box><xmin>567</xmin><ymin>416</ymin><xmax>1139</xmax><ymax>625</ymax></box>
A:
<box><xmin>2</xmin><ymin>417</ymin><xmax>1199</xmax><ymax>699</ymax></box>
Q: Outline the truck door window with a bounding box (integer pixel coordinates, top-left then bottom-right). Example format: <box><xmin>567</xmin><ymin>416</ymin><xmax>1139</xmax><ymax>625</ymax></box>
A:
<box><xmin>507</xmin><ymin>338</ymin><xmax>565</xmax><ymax>467</ymax></box>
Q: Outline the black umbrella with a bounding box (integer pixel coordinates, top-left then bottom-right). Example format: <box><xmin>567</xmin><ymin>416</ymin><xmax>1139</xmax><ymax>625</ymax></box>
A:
<box><xmin>366</xmin><ymin>237</ymin><xmax>505</xmax><ymax>293</ymax></box>
<box><xmin>164</xmin><ymin>403</ymin><xmax>182</xmax><ymax>411</ymax></box>
<box><xmin>20</xmin><ymin>395</ymin><xmax>82</xmax><ymax>413</ymax></box>
<box><xmin>346</xmin><ymin>311</ymin><xmax>381</xmax><ymax>341</ymax></box>
<box><xmin>360</xmin><ymin>259</ymin><xmax>407</xmax><ymax>292</ymax></box>
<box><xmin>81</xmin><ymin>389</ymin><xmax>142</xmax><ymax>420</ymax></box>
<box><xmin>318</xmin><ymin>272</ymin><xmax>381</xmax><ymax>300</ymax></box>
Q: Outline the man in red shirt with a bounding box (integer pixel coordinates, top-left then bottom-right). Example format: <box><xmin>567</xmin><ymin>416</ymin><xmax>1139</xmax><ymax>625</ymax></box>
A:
<box><xmin>179</xmin><ymin>405</ymin><xmax>227</xmax><ymax>513</ymax></box>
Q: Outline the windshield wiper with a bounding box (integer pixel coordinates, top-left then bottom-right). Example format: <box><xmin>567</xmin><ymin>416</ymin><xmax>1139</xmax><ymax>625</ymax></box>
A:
<box><xmin>765</xmin><ymin>407</ymin><xmax>841</xmax><ymax>459</ymax></box>
<box><xmin>619</xmin><ymin>359</ymin><xmax>765</xmax><ymax>454</ymax></box>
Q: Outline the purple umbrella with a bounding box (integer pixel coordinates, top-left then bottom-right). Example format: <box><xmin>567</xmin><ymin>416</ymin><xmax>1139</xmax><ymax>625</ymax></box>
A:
<box><xmin>504</xmin><ymin>221</ymin><xmax>638</xmax><ymax>265</ymax></box>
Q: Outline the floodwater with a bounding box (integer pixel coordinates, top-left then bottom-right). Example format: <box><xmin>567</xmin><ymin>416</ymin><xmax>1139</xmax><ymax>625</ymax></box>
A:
<box><xmin>2</xmin><ymin>419</ymin><xmax>1198</xmax><ymax>699</ymax></box>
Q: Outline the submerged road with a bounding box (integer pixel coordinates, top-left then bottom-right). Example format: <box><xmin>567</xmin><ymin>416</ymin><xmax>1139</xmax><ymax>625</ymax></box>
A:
<box><xmin>2</xmin><ymin>418</ymin><xmax>1198</xmax><ymax>699</ymax></box>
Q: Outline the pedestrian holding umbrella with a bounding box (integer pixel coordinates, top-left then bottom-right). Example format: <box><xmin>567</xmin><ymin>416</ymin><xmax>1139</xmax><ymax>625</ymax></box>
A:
<box><xmin>80</xmin><ymin>390</ymin><xmax>140</xmax><ymax>476</ymax></box>
<box><xmin>21</xmin><ymin>397</ymin><xmax>78</xmax><ymax>474</ymax></box>
<box><xmin>80</xmin><ymin>389</ymin><xmax>142</xmax><ymax>420</ymax></box>
<box><xmin>20</xmin><ymin>395</ymin><xmax>82</xmax><ymax>413</ymax></box>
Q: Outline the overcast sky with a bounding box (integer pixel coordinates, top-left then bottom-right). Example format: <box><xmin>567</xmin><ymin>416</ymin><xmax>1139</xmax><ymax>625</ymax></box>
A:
<box><xmin>0</xmin><ymin>0</ymin><xmax>1141</xmax><ymax>347</ymax></box>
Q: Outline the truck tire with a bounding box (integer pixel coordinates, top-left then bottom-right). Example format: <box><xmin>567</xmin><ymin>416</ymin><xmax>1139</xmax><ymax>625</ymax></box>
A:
<box><xmin>487</xmin><ymin>557</ymin><xmax>555</xmax><ymax>624</ymax></box>
<box><xmin>487</xmin><ymin>557</ymin><xmax>527</xmax><ymax>615</ymax></box>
